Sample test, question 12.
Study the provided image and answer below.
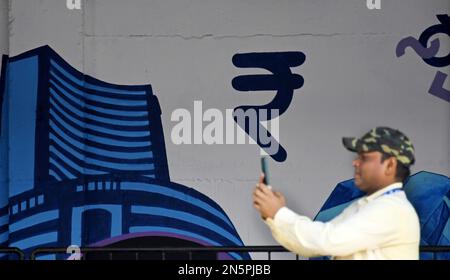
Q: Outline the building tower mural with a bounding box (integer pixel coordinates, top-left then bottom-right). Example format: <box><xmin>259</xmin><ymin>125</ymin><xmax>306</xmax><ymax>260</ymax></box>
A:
<box><xmin>0</xmin><ymin>46</ymin><xmax>249</xmax><ymax>260</ymax></box>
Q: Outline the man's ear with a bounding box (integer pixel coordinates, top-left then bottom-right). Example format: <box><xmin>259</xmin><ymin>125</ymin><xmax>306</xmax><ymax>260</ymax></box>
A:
<box><xmin>385</xmin><ymin>157</ymin><xmax>397</xmax><ymax>177</ymax></box>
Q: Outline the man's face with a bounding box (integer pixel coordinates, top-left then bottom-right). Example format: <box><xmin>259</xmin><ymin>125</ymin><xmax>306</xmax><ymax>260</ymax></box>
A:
<box><xmin>352</xmin><ymin>151</ymin><xmax>389</xmax><ymax>193</ymax></box>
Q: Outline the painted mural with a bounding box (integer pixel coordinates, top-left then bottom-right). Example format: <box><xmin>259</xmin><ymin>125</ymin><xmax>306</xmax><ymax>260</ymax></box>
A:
<box><xmin>0</xmin><ymin>46</ymin><xmax>250</xmax><ymax>260</ymax></box>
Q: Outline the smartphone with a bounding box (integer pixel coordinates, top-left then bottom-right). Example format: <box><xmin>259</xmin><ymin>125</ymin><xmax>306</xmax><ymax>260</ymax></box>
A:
<box><xmin>260</xmin><ymin>156</ymin><xmax>271</xmax><ymax>189</ymax></box>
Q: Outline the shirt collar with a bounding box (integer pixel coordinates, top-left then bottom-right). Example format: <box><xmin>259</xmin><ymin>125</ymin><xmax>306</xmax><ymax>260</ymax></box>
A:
<box><xmin>361</xmin><ymin>182</ymin><xmax>403</xmax><ymax>203</ymax></box>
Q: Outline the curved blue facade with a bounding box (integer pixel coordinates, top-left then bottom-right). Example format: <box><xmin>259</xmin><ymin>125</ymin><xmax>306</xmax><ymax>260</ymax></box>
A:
<box><xmin>0</xmin><ymin>46</ymin><xmax>249</xmax><ymax>260</ymax></box>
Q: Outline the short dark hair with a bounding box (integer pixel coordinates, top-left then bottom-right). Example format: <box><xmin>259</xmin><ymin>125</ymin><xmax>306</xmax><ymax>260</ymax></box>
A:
<box><xmin>380</xmin><ymin>153</ymin><xmax>411</xmax><ymax>182</ymax></box>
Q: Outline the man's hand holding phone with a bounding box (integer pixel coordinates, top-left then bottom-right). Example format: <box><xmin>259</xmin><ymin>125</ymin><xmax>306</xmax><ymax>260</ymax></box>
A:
<box><xmin>253</xmin><ymin>173</ymin><xmax>286</xmax><ymax>220</ymax></box>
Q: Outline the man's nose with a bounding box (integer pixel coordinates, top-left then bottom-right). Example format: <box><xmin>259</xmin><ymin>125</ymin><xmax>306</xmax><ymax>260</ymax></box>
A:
<box><xmin>352</xmin><ymin>158</ymin><xmax>359</xmax><ymax>167</ymax></box>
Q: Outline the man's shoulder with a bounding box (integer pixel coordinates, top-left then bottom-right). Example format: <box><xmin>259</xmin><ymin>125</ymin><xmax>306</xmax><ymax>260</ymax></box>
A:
<box><xmin>371</xmin><ymin>192</ymin><xmax>419</xmax><ymax>221</ymax></box>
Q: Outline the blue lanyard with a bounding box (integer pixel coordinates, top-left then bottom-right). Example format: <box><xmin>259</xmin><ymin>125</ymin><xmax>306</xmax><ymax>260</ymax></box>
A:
<box><xmin>382</xmin><ymin>188</ymin><xmax>403</xmax><ymax>196</ymax></box>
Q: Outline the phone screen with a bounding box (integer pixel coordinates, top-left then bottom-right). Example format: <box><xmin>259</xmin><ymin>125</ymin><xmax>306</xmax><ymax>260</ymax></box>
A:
<box><xmin>260</xmin><ymin>156</ymin><xmax>270</xmax><ymax>188</ymax></box>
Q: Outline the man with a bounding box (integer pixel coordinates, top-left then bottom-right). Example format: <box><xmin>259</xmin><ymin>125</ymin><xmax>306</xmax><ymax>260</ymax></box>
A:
<box><xmin>253</xmin><ymin>127</ymin><xmax>421</xmax><ymax>260</ymax></box>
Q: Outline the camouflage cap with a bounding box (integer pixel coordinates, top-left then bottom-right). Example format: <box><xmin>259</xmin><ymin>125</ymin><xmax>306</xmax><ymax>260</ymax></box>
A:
<box><xmin>342</xmin><ymin>127</ymin><xmax>415</xmax><ymax>166</ymax></box>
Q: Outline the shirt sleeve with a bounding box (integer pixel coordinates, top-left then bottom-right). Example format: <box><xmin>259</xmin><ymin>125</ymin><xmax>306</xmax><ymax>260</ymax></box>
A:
<box><xmin>265</xmin><ymin>200</ymin><xmax>401</xmax><ymax>258</ymax></box>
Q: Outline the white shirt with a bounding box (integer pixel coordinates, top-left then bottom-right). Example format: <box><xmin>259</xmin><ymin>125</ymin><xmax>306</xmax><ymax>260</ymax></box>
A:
<box><xmin>265</xmin><ymin>182</ymin><xmax>421</xmax><ymax>260</ymax></box>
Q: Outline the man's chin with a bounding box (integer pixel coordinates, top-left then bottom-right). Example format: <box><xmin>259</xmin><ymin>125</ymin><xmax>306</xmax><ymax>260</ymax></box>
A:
<box><xmin>354</xmin><ymin>178</ymin><xmax>365</xmax><ymax>190</ymax></box>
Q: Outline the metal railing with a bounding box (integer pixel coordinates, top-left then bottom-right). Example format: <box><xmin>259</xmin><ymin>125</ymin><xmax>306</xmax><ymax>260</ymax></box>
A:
<box><xmin>30</xmin><ymin>246</ymin><xmax>288</xmax><ymax>260</ymax></box>
<box><xmin>0</xmin><ymin>247</ymin><xmax>26</xmax><ymax>260</ymax></box>
<box><xmin>2</xmin><ymin>246</ymin><xmax>449</xmax><ymax>260</ymax></box>
<box><xmin>418</xmin><ymin>246</ymin><xmax>450</xmax><ymax>259</ymax></box>
<box><xmin>25</xmin><ymin>245</ymin><xmax>450</xmax><ymax>260</ymax></box>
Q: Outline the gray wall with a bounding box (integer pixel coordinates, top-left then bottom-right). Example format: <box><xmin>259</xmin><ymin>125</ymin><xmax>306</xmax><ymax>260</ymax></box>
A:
<box><xmin>0</xmin><ymin>0</ymin><xmax>7</xmax><ymax>55</ymax></box>
<box><xmin>1</xmin><ymin>0</ymin><xmax>449</xmax><ymax>255</ymax></box>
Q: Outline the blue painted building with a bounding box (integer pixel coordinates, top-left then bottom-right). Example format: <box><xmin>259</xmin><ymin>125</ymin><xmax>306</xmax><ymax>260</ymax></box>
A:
<box><xmin>0</xmin><ymin>46</ymin><xmax>249</xmax><ymax>260</ymax></box>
